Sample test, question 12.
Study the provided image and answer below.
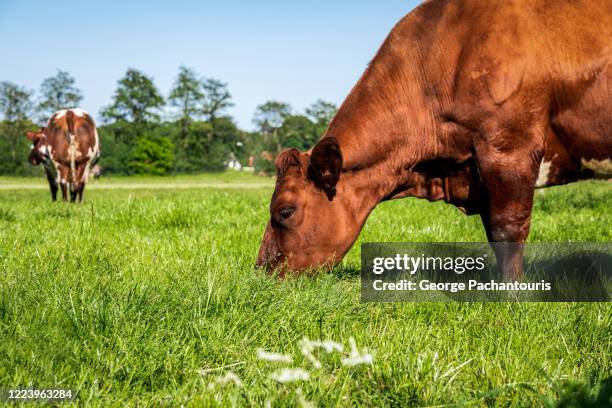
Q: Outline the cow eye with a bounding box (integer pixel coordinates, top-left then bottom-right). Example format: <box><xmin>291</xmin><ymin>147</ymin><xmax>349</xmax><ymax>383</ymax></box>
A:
<box><xmin>279</xmin><ymin>207</ymin><xmax>296</xmax><ymax>220</ymax></box>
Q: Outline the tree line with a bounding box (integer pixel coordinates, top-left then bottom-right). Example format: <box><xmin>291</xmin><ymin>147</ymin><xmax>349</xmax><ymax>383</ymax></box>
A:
<box><xmin>0</xmin><ymin>67</ymin><xmax>337</xmax><ymax>176</ymax></box>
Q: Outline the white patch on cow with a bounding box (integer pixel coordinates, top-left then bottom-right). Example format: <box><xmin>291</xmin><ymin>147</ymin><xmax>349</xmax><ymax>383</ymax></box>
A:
<box><xmin>68</xmin><ymin>133</ymin><xmax>77</xmax><ymax>184</ymax></box>
<box><xmin>93</xmin><ymin>128</ymin><xmax>100</xmax><ymax>150</ymax></box>
<box><xmin>52</xmin><ymin>108</ymin><xmax>89</xmax><ymax>121</ymax></box>
<box><xmin>535</xmin><ymin>160</ymin><xmax>551</xmax><ymax>188</ymax></box>
<box><xmin>81</xmin><ymin>127</ymin><xmax>100</xmax><ymax>184</ymax></box>
<box><xmin>76</xmin><ymin>144</ymin><xmax>83</xmax><ymax>159</ymax></box>
<box><xmin>37</xmin><ymin>144</ymin><xmax>53</xmax><ymax>159</ymax></box>
<box><xmin>581</xmin><ymin>158</ymin><xmax>612</xmax><ymax>176</ymax></box>
<box><xmin>71</xmin><ymin>108</ymin><xmax>89</xmax><ymax>117</ymax></box>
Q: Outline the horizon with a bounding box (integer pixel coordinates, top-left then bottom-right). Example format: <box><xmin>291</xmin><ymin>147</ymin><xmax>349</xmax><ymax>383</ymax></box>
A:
<box><xmin>0</xmin><ymin>0</ymin><xmax>420</xmax><ymax>130</ymax></box>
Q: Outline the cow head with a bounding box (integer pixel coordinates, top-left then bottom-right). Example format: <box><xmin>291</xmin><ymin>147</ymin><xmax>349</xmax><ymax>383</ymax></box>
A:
<box><xmin>25</xmin><ymin>128</ymin><xmax>49</xmax><ymax>165</ymax></box>
<box><xmin>257</xmin><ymin>137</ymin><xmax>362</xmax><ymax>275</ymax></box>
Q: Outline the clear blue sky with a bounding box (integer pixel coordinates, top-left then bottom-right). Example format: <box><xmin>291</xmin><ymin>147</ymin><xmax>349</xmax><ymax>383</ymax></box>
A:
<box><xmin>0</xmin><ymin>0</ymin><xmax>420</xmax><ymax>129</ymax></box>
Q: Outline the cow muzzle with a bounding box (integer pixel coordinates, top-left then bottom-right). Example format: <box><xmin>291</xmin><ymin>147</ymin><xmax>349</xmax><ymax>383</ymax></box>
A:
<box><xmin>28</xmin><ymin>154</ymin><xmax>41</xmax><ymax>165</ymax></box>
<box><xmin>256</xmin><ymin>222</ymin><xmax>284</xmax><ymax>271</ymax></box>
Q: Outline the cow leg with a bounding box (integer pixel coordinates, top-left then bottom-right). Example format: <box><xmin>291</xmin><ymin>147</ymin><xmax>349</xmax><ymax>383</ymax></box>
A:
<box><xmin>70</xmin><ymin>185</ymin><xmax>78</xmax><ymax>203</ymax></box>
<box><xmin>49</xmin><ymin>180</ymin><xmax>58</xmax><ymax>201</ymax></box>
<box><xmin>474</xmin><ymin>130</ymin><xmax>544</xmax><ymax>281</ymax></box>
<box><xmin>44</xmin><ymin>167</ymin><xmax>58</xmax><ymax>202</ymax></box>
<box><xmin>74</xmin><ymin>166</ymin><xmax>87</xmax><ymax>203</ymax></box>
<box><xmin>60</xmin><ymin>182</ymin><xmax>69</xmax><ymax>201</ymax></box>
<box><xmin>72</xmin><ymin>181</ymin><xmax>85</xmax><ymax>203</ymax></box>
<box><xmin>479</xmin><ymin>200</ymin><xmax>528</xmax><ymax>281</ymax></box>
<box><xmin>69</xmin><ymin>170</ymin><xmax>81</xmax><ymax>203</ymax></box>
<box><xmin>58</xmin><ymin>166</ymin><xmax>69</xmax><ymax>202</ymax></box>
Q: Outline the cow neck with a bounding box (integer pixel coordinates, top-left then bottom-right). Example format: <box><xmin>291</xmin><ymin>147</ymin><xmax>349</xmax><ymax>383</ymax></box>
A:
<box><xmin>326</xmin><ymin>108</ymin><xmax>440</xmax><ymax>222</ymax></box>
<box><xmin>324</xmin><ymin>44</ymin><xmax>442</xmax><ymax>213</ymax></box>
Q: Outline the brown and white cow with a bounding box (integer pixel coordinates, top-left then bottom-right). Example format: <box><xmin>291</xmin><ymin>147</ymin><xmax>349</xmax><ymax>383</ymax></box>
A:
<box><xmin>26</xmin><ymin>109</ymin><xmax>100</xmax><ymax>202</ymax></box>
<box><xmin>257</xmin><ymin>0</ymin><xmax>612</xmax><ymax>280</ymax></box>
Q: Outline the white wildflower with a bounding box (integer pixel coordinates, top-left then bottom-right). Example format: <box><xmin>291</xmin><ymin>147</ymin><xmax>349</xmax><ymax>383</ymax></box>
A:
<box><xmin>308</xmin><ymin>339</ymin><xmax>344</xmax><ymax>353</ymax></box>
<box><xmin>257</xmin><ymin>349</ymin><xmax>293</xmax><ymax>363</ymax></box>
<box><xmin>341</xmin><ymin>337</ymin><xmax>373</xmax><ymax>367</ymax></box>
<box><xmin>270</xmin><ymin>368</ymin><xmax>310</xmax><ymax>383</ymax></box>
<box><xmin>342</xmin><ymin>353</ymin><xmax>373</xmax><ymax>366</ymax></box>
<box><xmin>207</xmin><ymin>371</ymin><xmax>243</xmax><ymax>390</ymax></box>
<box><xmin>299</xmin><ymin>337</ymin><xmax>344</xmax><ymax>368</ymax></box>
<box><xmin>299</xmin><ymin>338</ymin><xmax>322</xmax><ymax>368</ymax></box>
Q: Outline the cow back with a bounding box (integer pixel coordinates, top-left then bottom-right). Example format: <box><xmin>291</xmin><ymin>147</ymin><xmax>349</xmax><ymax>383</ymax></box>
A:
<box><xmin>46</xmin><ymin>109</ymin><xmax>99</xmax><ymax>166</ymax></box>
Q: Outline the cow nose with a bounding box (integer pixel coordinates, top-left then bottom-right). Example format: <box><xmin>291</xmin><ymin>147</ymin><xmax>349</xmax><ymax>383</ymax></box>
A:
<box><xmin>256</xmin><ymin>249</ymin><xmax>283</xmax><ymax>270</ymax></box>
<box><xmin>257</xmin><ymin>221</ymin><xmax>279</xmax><ymax>270</ymax></box>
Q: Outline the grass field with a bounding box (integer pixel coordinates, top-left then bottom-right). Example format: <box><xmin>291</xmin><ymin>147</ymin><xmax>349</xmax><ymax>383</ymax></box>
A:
<box><xmin>0</xmin><ymin>173</ymin><xmax>610</xmax><ymax>406</ymax></box>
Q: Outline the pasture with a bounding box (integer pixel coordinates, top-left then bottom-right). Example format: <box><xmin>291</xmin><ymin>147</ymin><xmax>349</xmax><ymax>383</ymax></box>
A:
<box><xmin>0</xmin><ymin>173</ymin><xmax>610</xmax><ymax>406</ymax></box>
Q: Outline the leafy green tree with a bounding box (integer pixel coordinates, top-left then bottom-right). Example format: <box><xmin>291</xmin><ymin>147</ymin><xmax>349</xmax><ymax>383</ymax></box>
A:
<box><xmin>253</xmin><ymin>101</ymin><xmax>291</xmax><ymax>132</ymax></box>
<box><xmin>251</xmin><ymin>101</ymin><xmax>292</xmax><ymax>173</ymax></box>
<box><xmin>204</xmin><ymin>141</ymin><xmax>230</xmax><ymax>171</ymax></box>
<box><xmin>101</xmin><ymin>68</ymin><xmax>165</xmax><ymax>124</ymax></box>
<box><xmin>37</xmin><ymin>70</ymin><xmax>83</xmax><ymax>120</ymax></box>
<box><xmin>0</xmin><ymin>119</ymin><xmax>38</xmax><ymax>175</ymax></box>
<box><xmin>0</xmin><ymin>82</ymin><xmax>33</xmax><ymax>121</ymax></box>
<box><xmin>168</xmin><ymin>66</ymin><xmax>204</xmax><ymax>141</ymax></box>
<box><xmin>128</xmin><ymin>134</ymin><xmax>175</xmax><ymax>175</ymax></box>
<box><xmin>170</xmin><ymin>120</ymin><xmax>208</xmax><ymax>172</ymax></box>
<box><xmin>97</xmin><ymin>123</ymin><xmax>135</xmax><ymax>174</ymax></box>
<box><xmin>304</xmin><ymin>99</ymin><xmax>338</xmax><ymax>150</ymax></box>
<box><xmin>212</xmin><ymin>116</ymin><xmax>242</xmax><ymax>148</ymax></box>
<box><xmin>280</xmin><ymin>115</ymin><xmax>318</xmax><ymax>150</ymax></box>
<box><xmin>253</xmin><ymin>100</ymin><xmax>291</xmax><ymax>152</ymax></box>
<box><xmin>181</xmin><ymin>121</ymin><xmax>230</xmax><ymax>172</ymax></box>
<box><xmin>306</xmin><ymin>99</ymin><xmax>337</xmax><ymax>126</ymax></box>
<box><xmin>201</xmin><ymin>80</ymin><xmax>236</xmax><ymax>170</ymax></box>
<box><xmin>201</xmin><ymin>78</ymin><xmax>233</xmax><ymax>123</ymax></box>
<box><xmin>211</xmin><ymin>116</ymin><xmax>247</xmax><ymax>166</ymax></box>
<box><xmin>250</xmin><ymin>101</ymin><xmax>336</xmax><ymax>174</ymax></box>
<box><xmin>0</xmin><ymin>82</ymin><xmax>36</xmax><ymax>174</ymax></box>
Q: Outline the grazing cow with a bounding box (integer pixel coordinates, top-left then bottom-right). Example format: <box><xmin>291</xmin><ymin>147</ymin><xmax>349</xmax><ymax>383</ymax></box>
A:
<box><xmin>257</xmin><ymin>0</ymin><xmax>612</xmax><ymax>279</ymax></box>
<box><xmin>26</xmin><ymin>109</ymin><xmax>100</xmax><ymax>202</ymax></box>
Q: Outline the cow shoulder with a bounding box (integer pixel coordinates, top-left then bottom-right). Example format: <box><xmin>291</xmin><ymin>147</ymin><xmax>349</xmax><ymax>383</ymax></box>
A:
<box><xmin>460</xmin><ymin>9</ymin><xmax>533</xmax><ymax>107</ymax></box>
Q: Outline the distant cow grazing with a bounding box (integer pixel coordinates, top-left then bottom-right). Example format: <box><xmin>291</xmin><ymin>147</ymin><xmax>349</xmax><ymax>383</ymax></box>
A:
<box><xmin>26</xmin><ymin>109</ymin><xmax>100</xmax><ymax>202</ymax></box>
<box><xmin>257</xmin><ymin>0</ymin><xmax>612</xmax><ymax>280</ymax></box>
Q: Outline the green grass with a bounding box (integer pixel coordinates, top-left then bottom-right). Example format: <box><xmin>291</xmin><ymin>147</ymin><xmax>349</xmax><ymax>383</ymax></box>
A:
<box><xmin>0</xmin><ymin>174</ymin><xmax>610</xmax><ymax>406</ymax></box>
<box><xmin>0</xmin><ymin>170</ymin><xmax>273</xmax><ymax>187</ymax></box>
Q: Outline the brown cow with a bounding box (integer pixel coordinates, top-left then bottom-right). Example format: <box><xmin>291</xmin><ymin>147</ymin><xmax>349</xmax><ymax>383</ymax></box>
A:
<box><xmin>257</xmin><ymin>0</ymin><xmax>612</xmax><ymax>280</ymax></box>
<box><xmin>26</xmin><ymin>109</ymin><xmax>100</xmax><ymax>202</ymax></box>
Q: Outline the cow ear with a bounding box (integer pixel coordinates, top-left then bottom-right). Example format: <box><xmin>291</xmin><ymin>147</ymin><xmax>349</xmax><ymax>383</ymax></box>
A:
<box><xmin>25</xmin><ymin>131</ymin><xmax>38</xmax><ymax>141</ymax></box>
<box><xmin>308</xmin><ymin>137</ymin><xmax>343</xmax><ymax>201</ymax></box>
<box><xmin>275</xmin><ymin>148</ymin><xmax>303</xmax><ymax>177</ymax></box>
